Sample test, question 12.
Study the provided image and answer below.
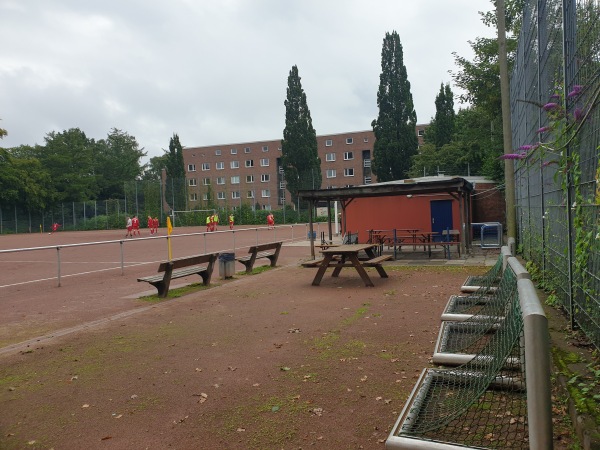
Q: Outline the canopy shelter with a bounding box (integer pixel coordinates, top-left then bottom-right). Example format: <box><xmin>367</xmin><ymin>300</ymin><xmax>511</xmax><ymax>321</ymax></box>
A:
<box><xmin>299</xmin><ymin>176</ymin><xmax>475</xmax><ymax>259</ymax></box>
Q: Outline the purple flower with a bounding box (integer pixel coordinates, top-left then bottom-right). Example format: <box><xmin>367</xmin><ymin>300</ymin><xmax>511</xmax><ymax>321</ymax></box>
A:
<box><xmin>567</xmin><ymin>85</ymin><xmax>583</xmax><ymax>98</ymax></box>
<box><xmin>543</xmin><ymin>102</ymin><xmax>559</xmax><ymax>111</ymax></box>
<box><xmin>550</xmin><ymin>93</ymin><xmax>560</xmax><ymax>99</ymax></box>
<box><xmin>500</xmin><ymin>153</ymin><xmax>526</xmax><ymax>160</ymax></box>
<box><xmin>537</xmin><ymin>126</ymin><xmax>550</xmax><ymax>133</ymax></box>
<box><xmin>518</xmin><ymin>145</ymin><xmax>533</xmax><ymax>151</ymax></box>
<box><xmin>573</xmin><ymin>107</ymin><xmax>584</xmax><ymax>122</ymax></box>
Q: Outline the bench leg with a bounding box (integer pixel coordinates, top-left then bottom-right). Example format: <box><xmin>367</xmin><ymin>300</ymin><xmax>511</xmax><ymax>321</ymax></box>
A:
<box><xmin>151</xmin><ymin>280</ymin><xmax>170</xmax><ymax>298</ymax></box>
<box><xmin>373</xmin><ymin>264</ymin><xmax>389</xmax><ymax>278</ymax></box>
<box><xmin>349</xmin><ymin>254</ymin><xmax>374</xmax><ymax>287</ymax></box>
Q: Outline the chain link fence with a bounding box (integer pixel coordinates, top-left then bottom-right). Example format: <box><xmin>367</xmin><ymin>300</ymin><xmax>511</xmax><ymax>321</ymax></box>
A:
<box><xmin>512</xmin><ymin>0</ymin><xmax>600</xmax><ymax>349</ymax></box>
<box><xmin>1</xmin><ymin>179</ymin><xmax>317</xmax><ymax>234</ymax></box>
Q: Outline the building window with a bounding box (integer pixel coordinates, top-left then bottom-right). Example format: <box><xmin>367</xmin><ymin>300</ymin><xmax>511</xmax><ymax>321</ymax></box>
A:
<box><xmin>325</xmin><ymin>139</ymin><xmax>333</xmax><ymax>147</ymax></box>
<box><xmin>364</xmin><ymin>176</ymin><xmax>372</xmax><ymax>184</ymax></box>
<box><xmin>230</xmin><ymin>161</ymin><xmax>239</xmax><ymax>169</ymax></box>
<box><xmin>203</xmin><ymin>193</ymin><xmax>209</xmax><ymax>201</ymax></box>
<box><xmin>326</xmin><ymin>169</ymin><xmax>337</xmax><ymax>178</ymax></box>
<box><xmin>232</xmin><ymin>191</ymin><xmax>240</xmax><ymax>199</ymax></box>
<box><xmin>278</xmin><ymin>147</ymin><xmax>282</xmax><ymax>151</ymax></box>
<box><xmin>188</xmin><ymin>164</ymin><xmax>196</xmax><ymax>172</ymax></box>
<box><xmin>244</xmin><ymin>147</ymin><xmax>251</xmax><ymax>153</ymax></box>
<box><xmin>262</xmin><ymin>145</ymin><xmax>269</xmax><ymax>152</ymax></box>
<box><xmin>418</xmin><ymin>129</ymin><xmax>425</xmax><ymax>136</ymax></box>
<box><xmin>189</xmin><ymin>178</ymin><xmax>197</xmax><ymax>186</ymax></box>
<box><xmin>201</xmin><ymin>163</ymin><xmax>210</xmax><ymax>171</ymax></box>
<box><xmin>215</xmin><ymin>149</ymin><xmax>221</xmax><ymax>156</ymax></box>
<box><xmin>326</xmin><ymin>153</ymin><xmax>336</xmax><ymax>162</ymax></box>
<box><xmin>231</xmin><ymin>176</ymin><xmax>240</xmax><ymax>184</ymax></box>
<box><xmin>279</xmin><ymin>181</ymin><xmax>286</xmax><ymax>189</ymax></box>
<box><xmin>344</xmin><ymin>168</ymin><xmax>354</xmax><ymax>177</ymax></box>
<box><xmin>247</xmin><ymin>190</ymin><xmax>255</xmax><ymax>199</ymax></box>
<box><xmin>216</xmin><ymin>162</ymin><xmax>224</xmax><ymax>170</ymax></box>
<box><xmin>363</xmin><ymin>137</ymin><xmax>369</xmax><ymax>143</ymax></box>
<box><xmin>216</xmin><ymin>177</ymin><xmax>225</xmax><ymax>185</ymax></box>
<box><xmin>344</xmin><ymin>151</ymin><xmax>354</xmax><ymax>160</ymax></box>
<box><xmin>203</xmin><ymin>177</ymin><xmax>211</xmax><ymax>185</ymax></box>
<box><xmin>245</xmin><ymin>160</ymin><xmax>254</xmax><ymax>168</ymax></box>
<box><xmin>217</xmin><ymin>192</ymin><xmax>225</xmax><ymax>200</ymax></box>
<box><xmin>189</xmin><ymin>193</ymin><xmax>198</xmax><ymax>201</ymax></box>
<box><xmin>260</xmin><ymin>158</ymin><xmax>269</xmax><ymax>167</ymax></box>
<box><xmin>261</xmin><ymin>189</ymin><xmax>270</xmax><ymax>198</ymax></box>
<box><xmin>231</xmin><ymin>148</ymin><xmax>237</xmax><ymax>154</ymax></box>
<box><xmin>261</xmin><ymin>174</ymin><xmax>270</xmax><ymax>182</ymax></box>
<box><xmin>346</xmin><ymin>137</ymin><xmax>353</xmax><ymax>144</ymax></box>
<box><xmin>246</xmin><ymin>175</ymin><xmax>254</xmax><ymax>183</ymax></box>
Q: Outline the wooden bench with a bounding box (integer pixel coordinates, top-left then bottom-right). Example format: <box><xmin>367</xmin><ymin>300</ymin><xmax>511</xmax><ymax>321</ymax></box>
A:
<box><xmin>236</xmin><ymin>241</ymin><xmax>282</xmax><ymax>273</ymax></box>
<box><xmin>362</xmin><ymin>254</ymin><xmax>393</xmax><ymax>278</ymax></box>
<box><xmin>137</xmin><ymin>253</ymin><xmax>218</xmax><ymax>298</ymax></box>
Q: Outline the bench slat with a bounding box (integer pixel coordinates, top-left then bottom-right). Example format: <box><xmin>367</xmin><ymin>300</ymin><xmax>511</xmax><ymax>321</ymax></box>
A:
<box><xmin>363</xmin><ymin>255</ymin><xmax>393</xmax><ymax>266</ymax></box>
<box><xmin>235</xmin><ymin>241</ymin><xmax>282</xmax><ymax>273</ymax></box>
<box><xmin>138</xmin><ymin>253</ymin><xmax>218</xmax><ymax>297</ymax></box>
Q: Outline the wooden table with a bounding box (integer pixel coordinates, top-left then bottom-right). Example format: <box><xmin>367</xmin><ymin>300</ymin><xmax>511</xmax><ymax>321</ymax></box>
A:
<box><xmin>311</xmin><ymin>243</ymin><xmax>390</xmax><ymax>287</ymax></box>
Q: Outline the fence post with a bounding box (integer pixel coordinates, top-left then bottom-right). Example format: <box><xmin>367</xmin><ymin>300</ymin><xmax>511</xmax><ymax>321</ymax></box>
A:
<box><xmin>120</xmin><ymin>240</ymin><xmax>125</xmax><ymax>275</ymax></box>
<box><xmin>56</xmin><ymin>247</ymin><xmax>61</xmax><ymax>287</ymax></box>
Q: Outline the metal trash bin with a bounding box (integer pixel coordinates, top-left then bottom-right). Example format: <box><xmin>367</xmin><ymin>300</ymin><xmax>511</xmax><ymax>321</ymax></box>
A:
<box><xmin>219</xmin><ymin>252</ymin><xmax>235</xmax><ymax>279</ymax></box>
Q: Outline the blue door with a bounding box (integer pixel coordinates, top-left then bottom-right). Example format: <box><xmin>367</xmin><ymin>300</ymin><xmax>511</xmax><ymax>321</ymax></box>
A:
<box><xmin>430</xmin><ymin>200</ymin><xmax>453</xmax><ymax>242</ymax></box>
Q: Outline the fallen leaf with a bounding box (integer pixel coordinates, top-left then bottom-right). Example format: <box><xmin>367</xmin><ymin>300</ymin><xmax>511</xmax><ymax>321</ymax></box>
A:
<box><xmin>237</xmin><ymin>428</ymin><xmax>246</xmax><ymax>432</ymax></box>
<box><xmin>82</xmin><ymin>404</ymin><xmax>90</xmax><ymax>408</ymax></box>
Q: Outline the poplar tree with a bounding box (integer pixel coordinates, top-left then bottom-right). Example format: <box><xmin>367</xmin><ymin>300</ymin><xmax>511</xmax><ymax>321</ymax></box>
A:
<box><xmin>371</xmin><ymin>31</ymin><xmax>418</xmax><ymax>182</ymax></box>
<box><xmin>281</xmin><ymin>65</ymin><xmax>321</xmax><ymax>205</ymax></box>
<box><xmin>431</xmin><ymin>83</ymin><xmax>456</xmax><ymax>148</ymax></box>
<box><xmin>165</xmin><ymin>133</ymin><xmax>186</xmax><ymax>211</ymax></box>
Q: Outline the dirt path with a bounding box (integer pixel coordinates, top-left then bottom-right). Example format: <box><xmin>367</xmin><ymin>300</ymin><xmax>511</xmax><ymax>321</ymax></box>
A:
<box><xmin>1</xmin><ymin>261</ymin><xmax>480</xmax><ymax>449</ymax></box>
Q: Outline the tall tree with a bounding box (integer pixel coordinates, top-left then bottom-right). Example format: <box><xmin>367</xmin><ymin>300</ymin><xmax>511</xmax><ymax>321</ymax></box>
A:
<box><xmin>448</xmin><ymin>0</ymin><xmax>522</xmax><ymax>181</ymax></box>
<box><xmin>164</xmin><ymin>133</ymin><xmax>186</xmax><ymax>211</ymax></box>
<box><xmin>39</xmin><ymin>128</ymin><xmax>97</xmax><ymax>203</ymax></box>
<box><xmin>281</xmin><ymin>65</ymin><xmax>321</xmax><ymax>205</ymax></box>
<box><xmin>371</xmin><ymin>31</ymin><xmax>418</xmax><ymax>182</ymax></box>
<box><xmin>94</xmin><ymin>128</ymin><xmax>146</xmax><ymax>200</ymax></box>
<box><xmin>141</xmin><ymin>154</ymin><xmax>169</xmax><ymax>181</ymax></box>
<box><xmin>429</xmin><ymin>83</ymin><xmax>456</xmax><ymax>148</ymax></box>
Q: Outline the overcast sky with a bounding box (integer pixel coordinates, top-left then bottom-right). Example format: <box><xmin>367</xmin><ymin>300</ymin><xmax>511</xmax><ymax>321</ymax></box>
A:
<box><xmin>1</xmin><ymin>0</ymin><xmax>495</xmax><ymax>161</ymax></box>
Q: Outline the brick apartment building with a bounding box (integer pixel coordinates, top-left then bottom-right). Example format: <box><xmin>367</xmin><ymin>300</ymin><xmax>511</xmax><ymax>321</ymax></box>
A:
<box><xmin>182</xmin><ymin>125</ymin><xmax>428</xmax><ymax>211</ymax></box>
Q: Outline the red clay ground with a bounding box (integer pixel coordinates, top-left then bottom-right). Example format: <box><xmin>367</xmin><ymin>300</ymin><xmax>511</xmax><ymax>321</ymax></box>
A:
<box><xmin>0</xmin><ymin>229</ymin><xmax>577</xmax><ymax>449</ymax></box>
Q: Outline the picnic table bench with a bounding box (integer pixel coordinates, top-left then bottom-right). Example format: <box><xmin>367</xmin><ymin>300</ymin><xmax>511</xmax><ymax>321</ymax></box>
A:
<box><xmin>236</xmin><ymin>241</ymin><xmax>282</xmax><ymax>273</ymax></box>
<box><xmin>137</xmin><ymin>253</ymin><xmax>219</xmax><ymax>298</ymax></box>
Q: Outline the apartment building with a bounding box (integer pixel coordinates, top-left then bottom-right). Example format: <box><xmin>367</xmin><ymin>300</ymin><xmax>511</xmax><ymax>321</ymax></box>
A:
<box><xmin>182</xmin><ymin>125</ymin><xmax>428</xmax><ymax>210</ymax></box>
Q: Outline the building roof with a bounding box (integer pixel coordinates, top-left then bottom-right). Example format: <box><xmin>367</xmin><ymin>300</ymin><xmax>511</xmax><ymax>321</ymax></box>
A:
<box><xmin>299</xmin><ymin>175</ymin><xmax>474</xmax><ymax>202</ymax></box>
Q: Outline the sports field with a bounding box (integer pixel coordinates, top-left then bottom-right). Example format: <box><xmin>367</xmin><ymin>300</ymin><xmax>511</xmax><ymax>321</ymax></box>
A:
<box><xmin>0</xmin><ymin>224</ymin><xmax>312</xmax><ymax>350</ymax></box>
<box><xmin>1</xmin><ymin>228</ymin><xmax>577</xmax><ymax>449</ymax></box>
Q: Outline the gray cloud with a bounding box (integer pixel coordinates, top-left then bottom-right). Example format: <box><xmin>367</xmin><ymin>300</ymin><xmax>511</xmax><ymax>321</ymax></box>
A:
<box><xmin>0</xmin><ymin>0</ymin><xmax>494</xmax><ymax>160</ymax></box>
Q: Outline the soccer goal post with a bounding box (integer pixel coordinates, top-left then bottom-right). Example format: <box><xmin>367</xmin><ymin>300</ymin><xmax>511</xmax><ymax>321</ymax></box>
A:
<box><xmin>171</xmin><ymin>209</ymin><xmax>216</xmax><ymax>227</ymax></box>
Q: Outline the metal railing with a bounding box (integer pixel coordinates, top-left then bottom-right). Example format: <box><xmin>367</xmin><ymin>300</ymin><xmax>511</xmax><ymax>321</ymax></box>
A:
<box><xmin>0</xmin><ymin>223</ymin><xmax>328</xmax><ymax>288</ymax></box>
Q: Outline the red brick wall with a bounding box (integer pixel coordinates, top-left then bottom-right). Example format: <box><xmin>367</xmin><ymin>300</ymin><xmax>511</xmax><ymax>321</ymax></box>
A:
<box><xmin>471</xmin><ymin>182</ymin><xmax>506</xmax><ymax>225</ymax></box>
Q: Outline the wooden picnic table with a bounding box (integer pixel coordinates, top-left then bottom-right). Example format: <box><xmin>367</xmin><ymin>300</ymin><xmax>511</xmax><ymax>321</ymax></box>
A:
<box><xmin>311</xmin><ymin>243</ymin><xmax>392</xmax><ymax>287</ymax></box>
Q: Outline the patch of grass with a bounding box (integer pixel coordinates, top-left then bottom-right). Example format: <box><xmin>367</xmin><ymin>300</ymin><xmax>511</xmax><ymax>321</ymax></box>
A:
<box><xmin>340</xmin><ymin>302</ymin><xmax>370</xmax><ymax>327</ymax></box>
<box><xmin>139</xmin><ymin>282</ymin><xmax>213</xmax><ymax>302</ymax></box>
<box><xmin>210</xmin><ymin>393</ymin><xmax>310</xmax><ymax>448</ymax></box>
